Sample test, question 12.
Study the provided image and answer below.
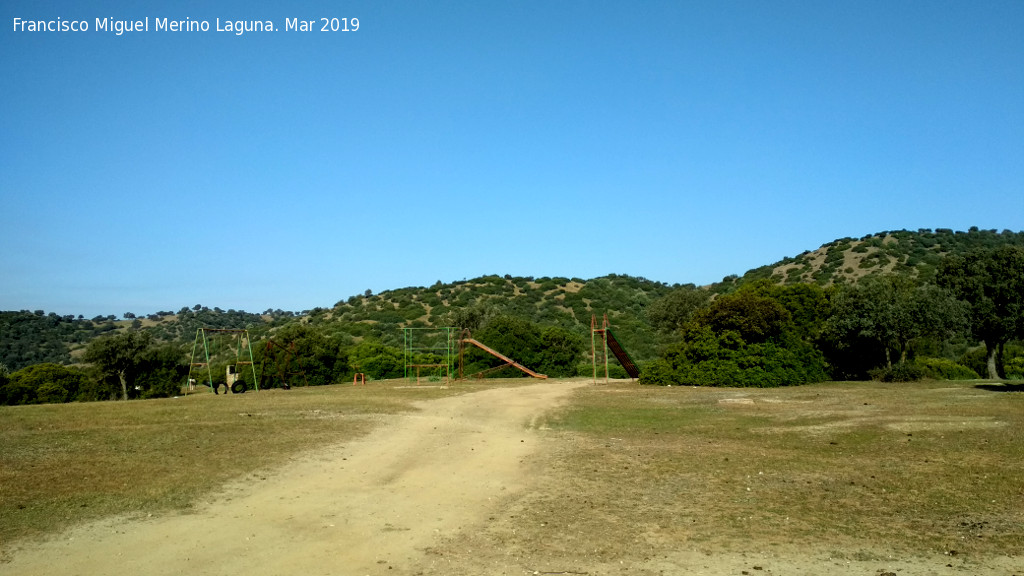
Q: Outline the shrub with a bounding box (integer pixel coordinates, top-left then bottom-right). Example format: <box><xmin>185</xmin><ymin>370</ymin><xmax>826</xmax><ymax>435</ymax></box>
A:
<box><xmin>657</xmin><ymin>326</ymin><xmax>828</xmax><ymax>388</ymax></box>
<box><xmin>872</xmin><ymin>362</ymin><xmax>925</xmax><ymax>382</ymax></box>
<box><xmin>638</xmin><ymin>359</ymin><xmax>677</xmax><ymax>386</ymax></box>
<box><xmin>1006</xmin><ymin>357</ymin><xmax>1024</xmax><ymax>380</ymax></box>
<box><xmin>4</xmin><ymin>363</ymin><xmax>88</xmax><ymax>404</ymax></box>
<box><xmin>914</xmin><ymin>357</ymin><xmax>979</xmax><ymax>380</ymax></box>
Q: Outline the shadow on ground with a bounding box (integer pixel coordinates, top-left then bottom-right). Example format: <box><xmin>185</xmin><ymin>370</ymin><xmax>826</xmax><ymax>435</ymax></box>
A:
<box><xmin>975</xmin><ymin>382</ymin><xmax>1024</xmax><ymax>392</ymax></box>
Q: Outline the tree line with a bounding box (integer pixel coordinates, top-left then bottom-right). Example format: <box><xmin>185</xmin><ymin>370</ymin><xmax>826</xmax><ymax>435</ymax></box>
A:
<box><xmin>640</xmin><ymin>245</ymin><xmax>1024</xmax><ymax>386</ymax></box>
<box><xmin>2</xmin><ymin>239</ymin><xmax>1023</xmax><ymax>404</ymax></box>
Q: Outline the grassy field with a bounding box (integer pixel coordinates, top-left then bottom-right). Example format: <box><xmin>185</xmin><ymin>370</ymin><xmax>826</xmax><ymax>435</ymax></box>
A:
<box><xmin>3</xmin><ymin>378</ymin><xmax>1023</xmax><ymax>564</ymax></box>
<box><xmin>510</xmin><ymin>379</ymin><xmax>1024</xmax><ymax>561</ymax></box>
<box><xmin>0</xmin><ymin>381</ymin><xmax>480</xmax><ymax>548</ymax></box>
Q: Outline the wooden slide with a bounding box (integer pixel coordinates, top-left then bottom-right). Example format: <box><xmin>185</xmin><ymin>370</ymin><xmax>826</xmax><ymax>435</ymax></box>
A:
<box><xmin>460</xmin><ymin>338</ymin><xmax>548</xmax><ymax>379</ymax></box>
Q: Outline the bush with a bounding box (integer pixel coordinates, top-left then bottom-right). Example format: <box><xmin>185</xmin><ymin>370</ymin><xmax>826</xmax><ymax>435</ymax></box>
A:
<box><xmin>1006</xmin><ymin>357</ymin><xmax>1024</xmax><ymax>380</ymax></box>
<box><xmin>638</xmin><ymin>359</ymin><xmax>676</xmax><ymax>386</ymax></box>
<box><xmin>914</xmin><ymin>357</ymin><xmax>979</xmax><ymax>380</ymax></box>
<box><xmin>958</xmin><ymin>347</ymin><xmax>989</xmax><ymax>378</ymax></box>
<box><xmin>872</xmin><ymin>362</ymin><xmax>925</xmax><ymax>382</ymax></box>
<box><xmin>656</xmin><ymin>326</ymin><xmax>828</xmax><ymax>388</ymax></box>
<box><xmin>3</xmin><ymin>363</ymin><xmax>89</xmax><ymax>404</ymax></box>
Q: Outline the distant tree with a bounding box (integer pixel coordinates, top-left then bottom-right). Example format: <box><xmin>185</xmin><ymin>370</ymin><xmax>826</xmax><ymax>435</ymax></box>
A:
<box><xmin>83</xmin><ymin>331</ymin><xmax>154</xmax><ymax>400</ymax></box>
<box><xmin>937</xmin><ymin>246</ymin><xmax>1024</xmax><ymax>378</ymax></box>
<box><xmin>645</xmin><ymin>324</ymin><xmax>827</xmax><ymax>387</ymax></box>
<box><xmin>0</xmin><ymin>371</ymin><xmax>34</xmax><ymax>405</ymax></box>
<box><xmin>825</xmin><ymin>275</ymin><xmax>967</xmax><ymax>369</ymax></box>
<box><xmin>472</xmin><ymin>315</ymin><xmax>543</xmax><ymax>376</ymax></box>
<box><xmin>4</xmin><ymin>363</ymin><xmax>88</xmax><ymax>404</ymax></box>
<box><xmin>124</xmin><ymin>312</ymin><xmax>136</xmax><ymax>319</ymax></box>
<box><xmin>446</xmin><ymin>303</ymin><xmax>499</xmax><ymax>332</ymax></box>
<box><xmin>348</xmin><ymin>339</ymin><xmax>401</xmax><ymax>380</ymax></box>
<box><xmin>749</xmin><ymin>281</ymin><xmax>832</xmax><ymax>341</ymax></box>
<box><xmin>536</xmin><ymin>326</ymin><xmax>585</xmax><ymax>377</ymax></box>
<box><xmin>646</xmin><ymin>286</ymin><xmax>710</xmax><ymax>333</ymax></box>
<box><xmin>692</xmin><ymin>291</ymin><xmax>791</xmax><ymax>344</ymax></box>
<box><xmin>263</xmin><ymin>324</ymin><xmax>351</xmax><ymax>385</ymax></box>
<box><xmin>133</xmin><ymin>343</ymin><xmax>189</xmax><ymax>398</ymax></box>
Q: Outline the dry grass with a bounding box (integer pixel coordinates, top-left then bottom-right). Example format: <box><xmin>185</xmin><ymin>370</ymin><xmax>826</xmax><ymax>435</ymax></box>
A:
<box><xmin>4</xmin><ymin>377</ymin><xmax>1023</xmax><ymax>570</ymax></box>
<box><xmin>433</xmin><ymin>379</ymin><xmax>1024</xmax><ymax>569</ymax></box>
<box><xmin>0</xmin><ymin>380</ymin><xmax>485</xmax><ymax>548</ymax></box>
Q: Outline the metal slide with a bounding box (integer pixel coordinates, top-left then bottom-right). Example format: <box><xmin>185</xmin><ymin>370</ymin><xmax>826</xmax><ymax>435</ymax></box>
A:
<box><xmin>461</xmin><ymin>338</ymin><xmax>548</xmax><ymax>379</ymax></box>
<box><xmin>605</xmin><ymin>329</ymin><xmax>640</xmax><ymax>379</ymax></box>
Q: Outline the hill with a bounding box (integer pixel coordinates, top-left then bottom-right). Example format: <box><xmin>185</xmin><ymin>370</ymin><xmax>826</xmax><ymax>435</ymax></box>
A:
<box><xmin>3</xmin><ymin>227</ymin><xmax>1023</xmax><ymax>373</ymax></box>
<box><xmin>726</xmin><ymin>227</ymin><xmax>1024</xmax><ymax>289</ymax></box>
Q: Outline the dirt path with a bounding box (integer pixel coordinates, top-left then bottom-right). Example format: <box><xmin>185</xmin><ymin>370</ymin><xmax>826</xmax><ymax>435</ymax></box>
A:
<box><xmin>2</xmin><ymin>381</ymin><xmax>586</xmax><ymax>576</ymax></box>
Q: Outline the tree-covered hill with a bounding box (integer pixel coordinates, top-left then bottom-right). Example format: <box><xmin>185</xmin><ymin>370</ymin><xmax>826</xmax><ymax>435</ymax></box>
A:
<box><xmin>311</xmin><ymin>273</ymin><xmax>678</xmax><ymax>361</ymax></box>
<box><xmin>724</xmin><ymin>227</ymin><xmax>1024</xmax><ymax>290</ymax></box>
<box><xmin>3</xmin><ymin>227</ymin><xmax>1023</xmax><ymax>378</ymax></box>
<box><xmin>0</xmin><ymin>311</ymin><xmax>115</xmax><ymax>370</ymax></box>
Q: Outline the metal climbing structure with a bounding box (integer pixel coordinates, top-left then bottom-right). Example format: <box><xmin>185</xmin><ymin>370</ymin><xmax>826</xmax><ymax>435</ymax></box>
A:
<box><xmin>403</xmin><ymin>327</ymin><xmax>456</xmax><ymax>384</ymax></box>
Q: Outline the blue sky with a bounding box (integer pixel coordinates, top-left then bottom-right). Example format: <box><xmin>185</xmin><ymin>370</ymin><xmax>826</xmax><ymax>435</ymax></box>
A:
<box><xmin>2</xmin><ymin>1</ymin><xmax>1022</xmax><ymax>318</ymax></box>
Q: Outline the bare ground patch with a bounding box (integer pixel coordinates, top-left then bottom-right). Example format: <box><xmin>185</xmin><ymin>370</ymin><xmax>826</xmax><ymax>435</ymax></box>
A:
<box><xmin>2</xmin><ymin>379</ymin><xmax>1022</xmax><ymax>575</ymax></box>
<box><xmin>419</xmin><ymin>380</ymin><xmax>1024</xmax><ymax>575</ymax></box>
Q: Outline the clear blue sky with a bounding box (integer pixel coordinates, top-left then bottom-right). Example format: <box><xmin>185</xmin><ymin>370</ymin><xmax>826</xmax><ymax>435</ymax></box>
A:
<box><xmin>2</xmin><ymin>1</ymin><xmax>1022</xmax><ymax>318</ymax></box>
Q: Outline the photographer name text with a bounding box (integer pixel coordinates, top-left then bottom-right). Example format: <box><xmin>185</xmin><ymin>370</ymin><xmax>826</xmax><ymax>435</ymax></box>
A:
<box><xmin>12</xmin><ymin>16</ymin><xmax>359</xmax><ymax>36</ymax></box>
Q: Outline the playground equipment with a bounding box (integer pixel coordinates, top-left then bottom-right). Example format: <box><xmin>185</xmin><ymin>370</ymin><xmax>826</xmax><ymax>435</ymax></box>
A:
<box><xmin>591</xmin><ymin>314</ymin><xmax>640</xmax><ymax>383</ymax></box>
<box><xmin>225</xmin><ymin>365</ymin><xmax>248</xmax><ymax>394</ymax></box>
<box><xmin>401</xmin><ymin>326</ymin><xmax>548</xmax><ymax>383</ymax></box>
<box><xmin>403</xmin><ymin>327</ymin><xmax>457</xmax><ymax>384</ymax></box>
<box><xmin>185</xmin><ymin>328</ymin><xmax>258</xmax><ymax>395</ymax></box>
<box><xmin>258</xmin><ymin>338</ymin><xmax>309</xmax><ymax>390</ymax></box>
<box><xmin>458</xmin><ymin>329</ymin><xmax>547</xmax><ymax>380</ymax></box>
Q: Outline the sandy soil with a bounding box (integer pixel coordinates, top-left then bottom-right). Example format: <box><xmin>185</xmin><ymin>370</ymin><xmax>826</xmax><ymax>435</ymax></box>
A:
<box><xmin>1</xmin><ymin>382</ymin><xmax>584</xmax><ymax>576</ymax></box>
<box><xmin>3</xmin><ymin>381</ymin><xmax>1020</xmax><ymax>576</ymax></box>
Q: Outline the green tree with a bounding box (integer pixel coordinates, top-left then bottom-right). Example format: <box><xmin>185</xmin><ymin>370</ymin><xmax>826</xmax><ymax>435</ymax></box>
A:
<box><xmin>825</xmin><ymin>276</ymin><xmax>967</xmax><ymax>369</ymax></box>
<box><xmin>749</xmin><ymin>281</ymin><xmax>832</xmax><ymax>341</ymax></box>
<box><xmin>692</xmin><ymin>291</ymin><xmax>791</xmax><ymax>344</ymax></box>
<box><xmin>937</xmin><ymin>246</ymin><xmax>1024</xmax><ymax>378</ymax></box>
<box><xmin>642</xmin><ymin>289</ymin><xmax>827</xmax><ymax>387</ymax></box>
<box><xmin>445</xmin><ymin>302</ymin><xmax>499</xmax><ymax>332</ymax></box>
<box><xmin>536</xmin><ymin>326</ymin><xmax>585</xmax><ymax>377</ymax></box>
<box><xmin>647</xmin><ymin>325</ymin><xmax>827</xmax><ymax>387</ymax></box>
<box><xmin>7</xmin><ymin>363</ymin><xmax>88</xmax><ymax>404</ymax></box>
<box><xmin>266</xmin><ymin>324</ymin><xmax>351</xmax><ymax>385</ymax></box>
<box><xmin>83</xmin><ymin>331</ymin><xmax>154</xmax><ymax>400</ymax></box>
<box><xmin>470</xmin><ymin>315</ymin><xmax>543</xmax><ymax>377</ymax></box>
<box><xmin>646</xmin><ymin>286</ymin><xmax>710</xmax><ymax>333</ymax></box>
<box><xmin>348</xmin><ymin>339</ymin><xmax>402</xmax><ymax>380</ymax></box>
<box><xmin>134</xmin><ymin>343</ymin><xmax>189</xmax><ymax>398</ymax></box>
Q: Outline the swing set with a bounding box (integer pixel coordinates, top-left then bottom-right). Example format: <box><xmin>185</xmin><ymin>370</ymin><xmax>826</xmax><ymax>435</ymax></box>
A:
<box><xmin>185</xmin><ymin>328</ymin><xmax>258</xmax><ymax>395</ymax></box>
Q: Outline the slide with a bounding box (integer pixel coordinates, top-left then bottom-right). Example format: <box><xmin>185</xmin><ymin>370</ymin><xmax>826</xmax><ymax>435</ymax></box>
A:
<box><xmin>605</xmin><ymin>329</ymin><xmax>640</xmax><ymax>379</ymax></box>
<box><xmin>461</xmin><ymin>338</ymin><xmax>548</xmax><ymax>379</ymax></box>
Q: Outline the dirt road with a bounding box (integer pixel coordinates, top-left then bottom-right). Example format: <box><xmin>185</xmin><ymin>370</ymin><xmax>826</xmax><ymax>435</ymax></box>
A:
<box><xmin>2</xmin><ymin>381</ymin><xmax>586</xmax><ymax>576</ymax></box>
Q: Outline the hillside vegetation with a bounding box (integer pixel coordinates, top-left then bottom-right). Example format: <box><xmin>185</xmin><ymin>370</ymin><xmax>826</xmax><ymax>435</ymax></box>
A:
<box><xmin>3</xmin><ymin>227</ymin><xmax>1024</xmax><ymax>403</ymax></box>
<box><xmin>730</xmin><ymin>227</ymin><xmax>1024</xmax><ymax>288</ymax></box>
